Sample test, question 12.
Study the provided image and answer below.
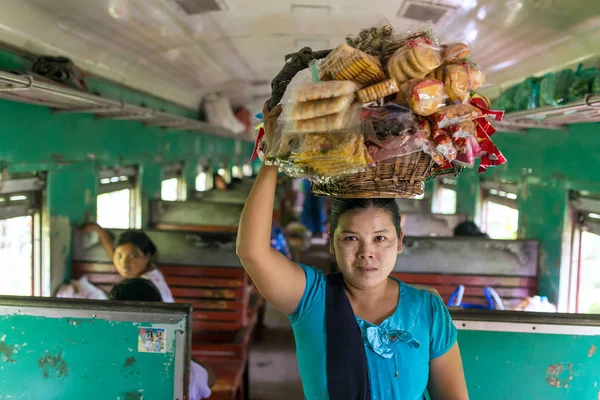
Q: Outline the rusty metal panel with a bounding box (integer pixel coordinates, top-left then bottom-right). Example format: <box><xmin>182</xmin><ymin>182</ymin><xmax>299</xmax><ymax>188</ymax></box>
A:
<box><xmin>0</xmin><ymin>296</ymin><xmax>191</xmax><ymax>399</ymax></box>
<box><xmin>395</xmin><ymin>237</ymin><xmax>539</xmax><ymax>277</ymax></box>
<box><xmin>73</xmin><ymin>229</ymin><xmax>242</xmax><ymax>268</ymax></box>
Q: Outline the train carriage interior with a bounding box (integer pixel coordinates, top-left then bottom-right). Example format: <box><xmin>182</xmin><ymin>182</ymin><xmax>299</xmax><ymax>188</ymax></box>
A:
<box><xmin>0</xmin><ymin>0</ymin><xmax>599</xmax><ymax>399</ymax></box>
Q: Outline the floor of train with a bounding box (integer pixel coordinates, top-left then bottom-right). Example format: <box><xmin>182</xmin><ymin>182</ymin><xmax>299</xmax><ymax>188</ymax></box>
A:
<box><xmin>248</xmin><ymin>303</ymin><xmax>304</xmax><ymax>399</ymax></box>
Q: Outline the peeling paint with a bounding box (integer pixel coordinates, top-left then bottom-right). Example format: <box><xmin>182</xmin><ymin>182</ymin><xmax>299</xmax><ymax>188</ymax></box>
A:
<box><xmin>119</xmin><ymin>391</ymin><xmax>143</xmax><ymax>400</ymax></box>
<box><xmin>0</xmin><ymin>337</ymin><xmax>16</xmax><ymax>363</ymax></box>
<box><xmin>50</xmin><ymin>216</ymin><xmax>71</xmax><ymax>294</ymax></box>
<box><xmin>589</xmin><ymin>345</ymin><xmax>597</xmax><ymax>358</ymax></box>
<box><xmin>38</xmin><ymin>351</ymin><xmax>69</xmax><ymax>378</ymax></box>
<box><xmin>546</xmin><ymin>363</ymin><xmax>574</xmax><ymax>388</ymax></box>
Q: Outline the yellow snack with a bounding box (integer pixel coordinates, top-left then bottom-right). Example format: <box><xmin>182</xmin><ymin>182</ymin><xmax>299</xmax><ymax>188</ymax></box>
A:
<box><xmin>288</xmin><ymin>94</ymin><xmax>355</xmax><ymax>120</ymax></box>
<box><xmin>357</xmin><ymin>80</ymin><xmax>400</xmax><ymax>103</ymax></box>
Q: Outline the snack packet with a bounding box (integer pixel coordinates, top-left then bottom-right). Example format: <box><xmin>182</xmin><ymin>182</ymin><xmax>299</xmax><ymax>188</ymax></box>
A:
<box><xmin>433</xmin><ymin>104</ymin><xmax>484</xmax><ymax>128</ymax></box>
<box><xmin>318</xmin><ymin>43</ymin><xmax>385</xmax><ymax>85</ymax></box>
<box><xmin>387</xmin><ymin>37</ymin><xmax>442</xmax><ymax>84</ymax></box>
<box><xmin>357</xmin><ymin>79</ymin><xmax>400</xmax><ymax>103</ymax></box>
<box><xmin>399</xmin><ymin>79</ymin><xmax>447</xmax><ymax>116</ymax></box>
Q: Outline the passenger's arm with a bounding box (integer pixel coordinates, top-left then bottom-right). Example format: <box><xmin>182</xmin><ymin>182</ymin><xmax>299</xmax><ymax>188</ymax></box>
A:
<box><xmin>427</xmin><ymin>343</ymin><xmax>469</xmax><ymax>400</ymax></box>
<box><xmin>80</xmin><ymin>223</ymin><xmax>115</xmax><ymax>260</ymax></box>
<box><xmin>236</xmin><ymin>103</ymin><xmax>306</xmax><ymax>316</ymax></box>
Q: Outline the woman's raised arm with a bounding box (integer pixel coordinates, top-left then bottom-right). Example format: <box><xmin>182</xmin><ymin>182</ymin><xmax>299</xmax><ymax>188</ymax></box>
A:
<box><xmin>236</xmin><ymin>104</ymin><xmax>306</xmax><ymax>316</ymax></box>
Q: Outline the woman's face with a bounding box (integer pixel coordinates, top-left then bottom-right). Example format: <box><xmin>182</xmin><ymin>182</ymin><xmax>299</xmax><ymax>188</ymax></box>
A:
<box><xmin>331</xmin><ymin>208</ymin><xmax>403</xmax><ymax>290</ymax></box>
<box><xmin>214</xmin><ymin>175</ymin><xmax>227</xmax><ymax>190</ymax></box>
<box><xmin>113</xmin><ymin>243</ymin><xmax>150</xmax><ymax>278</ymax></box>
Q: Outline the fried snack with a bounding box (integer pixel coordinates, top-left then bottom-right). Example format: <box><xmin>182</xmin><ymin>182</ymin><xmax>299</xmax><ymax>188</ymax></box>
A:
<box><xmin>318</xmin><ymin>43</ymin><xmax>385</xmax><ymax>85</ymax></box>
<box><xmin>357</xmin><ymin>79</ymin><xmax>400</xmax><ymax>103</ymax></box>
<box><xmin>290</xmin><ymin>106</ymin><xmax>358</xmax><ymax>132</ymax></box>
<box><xmin>444</xmin><ymin>63</ymin><xmax>470</xmax><ymax>103</ymax></box>
<box><xmin>433</xmin><ymin>104</ymin><xmax>484</xmax><ymax>128</ymax></box>
<box><xmin>387</xmin><ymin>37</ymin><xmax>442</xmax><ymax>84</ymax></box>
<box><xmin>442</xmin><ymin>43</ymin><xmax>470</xmax><ymax>64</ymax></box>
<box><xmin>400</xmin><ymin>79</ymin><xmax>447</xmax><ymax>116</ymax></box>
<box><xmin>293</xmin><ymin>81</ymin><xmax>359</xmax><ymax>102</ymax></box>
<box><xmin>287</xmin><ymin>94</ymin><xmax>355</xmax><ymax>120</ymax></box>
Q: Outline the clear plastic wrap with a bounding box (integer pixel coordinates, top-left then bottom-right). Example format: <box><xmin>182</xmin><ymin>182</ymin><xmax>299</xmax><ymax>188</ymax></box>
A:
<box><xmin>567</xmin><ymin>66</ymin><xmax>600</xmax><ymax>101</ymax></box>
<box><xmin>357</xmin><ymin>79</ymin><xmax>400</xmax><ymax>103</ymax></box>
<box><xmin>432</xmin><ymin>127</ymin><xmax>457</xmax><ymax>162</ymax></box>
<box><xmin>513</xmin><ymin>77</ymin><xmax>541</xmax><ymax>111</ymax></box>
<box><xmin>362</xmin><ymin>103</ymin><xmax>421</xmax><ymax>162</ymax></box>
<box><xmin>383</xmin><ymin>26</ymin><xmax>438</xmax><ymax>62</ymax></box>
<box><xmin>454</xmin><ymin>136</ymin><xmax>476</xmax><ymax>168</ymax></box>
<box><xmin>492</xmin><ymin>84</ymin><xmax>519</xmax><ymax>113</ymax></box>
<box><xmin>399</xmin><ymin>79</ymin><xmax>447</xmax><ymax>116</ymax></box>
<box><xmin>441</xmin><ymin>42</ymin><xmax>471</xmax><ymax>64</ymax></box>
<box><xmin>279</xmin><ymin>103</ymin><xmax>361</xmax><ymax>133</ymax></box>
<box><xmin>281</xmin><ymin>94</ymin><xmax>356</xmax><ymax>120</ymax></box>
<box><xmin>318</xmin><ymin>43</ymin><xmax>385</xmax><ymax>85</ymax></box>
<box><xmin>387</xmin><ymin>37</ymin><xmax>443</xmax><ymax>84</ymax></box>
<box><xmin>284</xmin><ymin>80</ymin><xmax>360</xmax><ymax>104</ymax></box>
<box><xmin>433</xmin><ymin>104</ymin><xmax>484</xmax><ymax>128</ymax></box>
<box><xmin>539</xmin><ymin>69</ymin><xmax>576</xmax><ymax>107</ymax></box>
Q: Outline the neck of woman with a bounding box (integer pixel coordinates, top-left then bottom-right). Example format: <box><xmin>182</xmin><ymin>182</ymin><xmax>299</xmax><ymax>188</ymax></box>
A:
<box><xmin>344</xmin><ymin>277</ymin><xmax>395</xmax><ymax>308</ymax></box>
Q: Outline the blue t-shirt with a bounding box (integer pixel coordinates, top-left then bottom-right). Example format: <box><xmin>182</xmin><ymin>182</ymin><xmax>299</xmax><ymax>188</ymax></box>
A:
<box><xmin>288</xmin><ymin>265</ymin><xmax>458</xmax><ymax>400</ymax></box>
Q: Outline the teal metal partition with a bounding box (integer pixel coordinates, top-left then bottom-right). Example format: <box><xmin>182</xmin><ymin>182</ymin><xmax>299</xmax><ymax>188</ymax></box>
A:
<box><xmin>452</xmin><ymin>310</ymin><xmax>600</xmax><ymax>399</ymax></box>
<box><xmin>0</xmin><ymin>296</ymin><xmax>192</xmax><ymax>399</ymax></box>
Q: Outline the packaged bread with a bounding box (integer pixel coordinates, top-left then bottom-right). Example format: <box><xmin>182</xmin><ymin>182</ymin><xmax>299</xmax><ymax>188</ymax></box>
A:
<box><xmin>442</xmin><ymin>43</ymin><xmax>471</xmax><ymax>64</ymax></box>
<box><xmin>433</xmin><ymin>104</ymin><xmax>484</xmax><ymax>128</ymax></box>
<box><xmin>283</xmin><ymin>94</ymin><xmax>355</xmax><ymax>120</ymax></box>
<box><xmin>318</xmin><ymin>43</ymin><xmax>385</xmax><ymax>85</ymax></box>
<box><xmin>281</xmin><ymin>104</ymin><xmax>360</xmax><ymax>133</ymax></box>
<box><xmin>357</xmin><ymin>79</ymin><xmax>400</xmax><ymax>103</ymax></box>
<box><xmin>387</xmin><ymin>37</ymin><xmax>442</xmax><ymax>84</ymax></box>
<box><xmin>400</xmin><ymin>79</ymin><xmax>447</xmax><ymax>116</ymax></box>
<box><xmin>432</xmin><ymin>128</ymin><xmax>458</xmax><ymax>162</ymax></box>
<box><xmin>427</xmin><ymin>62</ymin><xmax>485</xmax><ymax>103</ymax></box>
<box><xmin>291</xmin><ymin>81</ymin><xmax>359</xmax><ymax>102</ymax></box>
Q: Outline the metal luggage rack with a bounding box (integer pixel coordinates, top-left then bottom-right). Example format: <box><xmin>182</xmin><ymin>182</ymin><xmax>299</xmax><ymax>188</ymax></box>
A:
<box><xmin>0</xmin><ymin>70</ymin><xmax>250</xmax><ymax>141</ymax></box>
<box><xmin>493</xmin><ymin>94</ymin><xmax>600</xmax><ymax>132</ymax></box>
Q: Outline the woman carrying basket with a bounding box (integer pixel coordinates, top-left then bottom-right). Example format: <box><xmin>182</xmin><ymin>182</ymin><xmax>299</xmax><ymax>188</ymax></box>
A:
<box><xmin>236</xmin><ymin>100</ymin><xmax>469</xmax><ymax>399</ymax></box>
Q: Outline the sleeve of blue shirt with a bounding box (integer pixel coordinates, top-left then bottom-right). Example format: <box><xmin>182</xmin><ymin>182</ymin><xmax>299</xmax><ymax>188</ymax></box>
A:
<box><xmin>288</xmin><ymin>264</ymin><xmax>326</xmax><ymax>326</ymax></box>
<box><xmin>428</xmin><ymin>293</ymin><xmax>458</xmax><ymax>359</ymax></box>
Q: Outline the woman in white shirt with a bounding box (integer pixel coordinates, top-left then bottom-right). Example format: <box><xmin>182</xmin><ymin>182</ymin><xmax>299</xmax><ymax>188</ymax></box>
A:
<box><xmin>75</xmin><ymin>224</ymin><xmax>174</xmax><ymax>302</ymax></box>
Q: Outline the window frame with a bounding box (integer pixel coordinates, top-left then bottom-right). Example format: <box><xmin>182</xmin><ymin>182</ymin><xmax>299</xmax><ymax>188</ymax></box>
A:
<box><xmin>0</xmin><ymin>176</ymin><xmax>45</xmax><ymax>296</ymax></box>
<box><xmin>479</xmin><ymin>181</ymin><xmax>519</xmax><ymax>239</ymax></box>
<box><xmin>162</xmin><ymin>162</ymin><xmax>186</xmax><ymax>201</ymax></box>
<box><xmin>97</xmin><ymin>166</ymin><xmax>139</xmax><ymax>229</ymax></box>
<box><xmin>431</xmin><ymin>177</ymin><xmax>458</xmax><ymax>215</ymax></box>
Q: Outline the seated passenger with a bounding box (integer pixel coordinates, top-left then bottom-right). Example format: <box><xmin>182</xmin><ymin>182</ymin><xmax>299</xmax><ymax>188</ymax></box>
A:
<box><xmin>453</xmin><ymin>221</ymin><xmax>488</xmax><ymax>238</ymax></box>
<box><xmin>213</xmin><ymin>174</ymin><xmax>229</xmax><ymax>191</ymax></box>
<box><xmin>59</xmin><ymin>224</ymin><xmax>174</xmax><ymax>301</ymax></box>
<box><xmin>109</xmin><ymin>278</ymin><xmax>214</xmax><ymax>400</ymax></box>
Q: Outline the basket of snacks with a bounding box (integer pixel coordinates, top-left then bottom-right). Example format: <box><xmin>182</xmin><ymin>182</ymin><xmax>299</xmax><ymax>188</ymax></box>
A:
<box><xmin>254</xmin><ymin>21</ymin><xmax>506</xmax><ymax>198</ymax></box>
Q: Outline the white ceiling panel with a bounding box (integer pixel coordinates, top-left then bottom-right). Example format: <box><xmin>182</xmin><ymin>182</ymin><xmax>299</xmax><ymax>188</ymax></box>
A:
<box><xmin>0</xmin><ymin>0</ymin><xmax>596</xmax><ymax>111</ymax></box>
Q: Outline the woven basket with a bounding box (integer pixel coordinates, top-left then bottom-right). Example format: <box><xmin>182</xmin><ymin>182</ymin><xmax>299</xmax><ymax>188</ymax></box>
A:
<box><xmin>310</xmin><ymin>151</ymin><xmax>435</xmax><ymax>198</ymax></box>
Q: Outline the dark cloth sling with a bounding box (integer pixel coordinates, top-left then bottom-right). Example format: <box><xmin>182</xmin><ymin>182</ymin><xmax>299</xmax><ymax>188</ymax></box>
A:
<box><xmin>326</xmin><ymin>272</ymin><xmax>371</xmax><ymax>400</ymax></box>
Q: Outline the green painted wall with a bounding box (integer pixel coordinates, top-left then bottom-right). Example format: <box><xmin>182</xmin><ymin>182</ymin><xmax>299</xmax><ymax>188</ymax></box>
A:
<box><xmin>455</xmin><ymin>122</ymin><xmax>600</xmax><ymax>301</ymax></box>
<box><xmin>0</xmin><ymin>48</ymin><xmax>255</xmax><ymax>293</ymax></box>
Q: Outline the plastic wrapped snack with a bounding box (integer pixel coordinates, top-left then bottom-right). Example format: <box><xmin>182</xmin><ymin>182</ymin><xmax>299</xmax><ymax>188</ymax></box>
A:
<box><xmin>539</xmin><ymin>69</ymin><xmax>576</xmax><ymax>107</ymax></box>
<box><xmin>387</xmin><ymin>37</ymin><xmax>442</xmax><ymax>84</ymax></box>
<box><xmin>288</xmin><ymin>80</ymin><xmax>360</xmax><ymax>103</ymax></box>
<box><xmin>441</xmin><ymin>42</ymin><xmax>471</xmax><ymax>64</ymax></box>
<box><xmin>282</xmin><ymin>94</ymin><xmax>355</xmax><ymax>120</ymax></box>
<box><xmin>357</xmin><ymin>79</ymin><xmax>400</xmax><ymax>103</ymax></box>
<box><xmin>280</xmin><ymin>103</ymin><xmax>360</xmax><ymax>133</ymax></box>
<box><xmin>362</xmin><ymin>104</ymin><xmax>420</xmax><ymax>162</ymax></box>
<box><xmin>433</xmin><ymin>104</ymin><xmax>484</xmax><ymax>128</ymax></box>
<box><xmin>318</xmin><ymin>43</ymin><xmax>385</xmax><ymax>85</ymax></box>
<box><xmin>294</xmin><ymin>130</ymin><xmax>372</xmax><ymax>178</ymax></box>
<box><xmin>400</xmin><ymin>79</ymin><xmax>447</xmax><ymax>116</ymax></box>
<box><xmin>432</xmin><ymin>127</ymin><xmax>457</xmax><ymax>162</ymax></box>
<box><xmin>454</xmin><ymin>136</ymin><xmax>476</xmax><ymax>168</ymax></box>
<box><xmin>383</xmin><ymin>26</ymin><xmax>438</xmax><ymax>61</ymax></box>
<box><xmin>446</xmin><ymin>120</ymin><xmax>477</xmax><ymax>139</ymax></box>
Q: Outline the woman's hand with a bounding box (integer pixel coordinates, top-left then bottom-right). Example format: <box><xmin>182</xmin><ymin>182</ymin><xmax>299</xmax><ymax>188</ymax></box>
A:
<box><xmin>79</xmin><ymin>222</ymin><xmax>101</xmax><ymax>234</ymax></box>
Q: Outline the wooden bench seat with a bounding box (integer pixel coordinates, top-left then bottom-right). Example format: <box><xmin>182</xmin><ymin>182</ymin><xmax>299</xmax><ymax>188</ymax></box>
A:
<box><xmin>391</xmin><ymin>272</ymin><xmax>537</xmax><ymax>307</ymax></box>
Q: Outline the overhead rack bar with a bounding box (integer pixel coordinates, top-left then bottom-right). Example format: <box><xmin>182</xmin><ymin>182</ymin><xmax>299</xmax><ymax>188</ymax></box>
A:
<box><xmin>0</xmin><ymin>70</ymin><xmax>249</xmax><ymax>141</ymax></box>
<box><xmin>494</xmin><ymin>94</ymin><xmax>600</xmax><ymax>131</ymax></box>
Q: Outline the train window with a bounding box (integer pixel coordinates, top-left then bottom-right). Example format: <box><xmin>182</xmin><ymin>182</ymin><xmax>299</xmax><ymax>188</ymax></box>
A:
<box><xmin>242</xmin><ymin>164</ymin><xmax>253</xmax><ymax>177</ymax></box>
<box><xmin>161</xmin><ymin>163</ymin><xmax>186</xmax><ymax>201</ymax></box>
<box><xmin>195</xmin><ymin>171</ymin><xmax>213</xmax><ymax>192</ymax></box>
<box><xmin>0</xmin><ymin>177</ymin><xmax>44</xmax><ymax>296</ymax></box>
<box><xmin>97</xmin><ymin>167</ymin><xmax>138</xmax><ymax>229</ymax></box>
<box><xmin>480</xmin><ymin>182</ymin><xmax>519</xmax><ymax>239</ymax></box>
<box><xmin>432</xmin><ymin>178</ymin><xmax>457</xmax><ymax>214</ymax></box>
<box><xmin>567</xmin><ymin>193</ymin><xmax>600</xmax><ymax>313</ymax></box>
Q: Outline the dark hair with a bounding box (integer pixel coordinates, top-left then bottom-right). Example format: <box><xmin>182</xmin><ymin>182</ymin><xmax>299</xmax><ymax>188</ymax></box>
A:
<box><xmin>453</xmin><ymin>221</ymin><xmax>488</xmax><ymax>238</ymax></box>
<box><xmin>329</xmin><ymin>198</ymin><xmax>402</xmax><ymax>236</ymax></box>
<box><xmin>109</xmin><ymin>278</ymin><xmax>163</xmax><ymax>302</ymax></box>
<box><xmin>114</xmin><ymin>230</ymin><xmax>157</xmax><ymax>256</ymax></box>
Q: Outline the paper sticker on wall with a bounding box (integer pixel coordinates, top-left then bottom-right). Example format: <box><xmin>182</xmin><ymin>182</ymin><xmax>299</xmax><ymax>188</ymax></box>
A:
<box><xmin>137</xmin><ymin>327</ymin><xmax>166</xmax><ymax>353</ymax></box>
